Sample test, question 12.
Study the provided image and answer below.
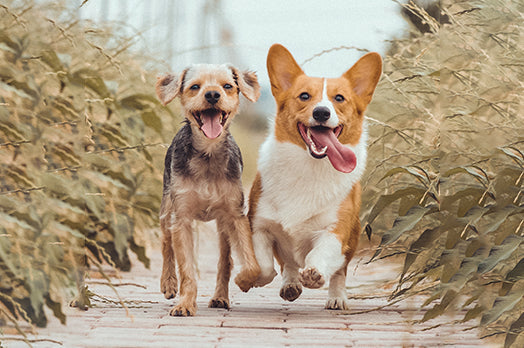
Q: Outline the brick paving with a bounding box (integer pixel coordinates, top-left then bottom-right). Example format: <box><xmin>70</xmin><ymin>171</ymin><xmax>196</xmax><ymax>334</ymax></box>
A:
<box><xmin>2</xmin><ymin>225</ymin><xmax>500</xmax><ymax>347</ymax></box>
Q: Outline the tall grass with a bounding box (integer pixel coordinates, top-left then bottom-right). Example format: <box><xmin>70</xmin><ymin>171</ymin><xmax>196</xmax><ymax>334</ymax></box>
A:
<box><xmin>362</xmin><ymin>1</ymin><xmax>523</xmax><ymax>346</ymax></box>
<box><xmin>0</xmin><ymin>0</ymin><xmax>177</xmax><ymax>332</ymax></box>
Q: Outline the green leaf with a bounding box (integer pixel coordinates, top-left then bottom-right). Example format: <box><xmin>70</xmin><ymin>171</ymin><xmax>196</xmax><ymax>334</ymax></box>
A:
<box><xmin>45</xmin><ymin>294</ymin><xmax>66</xmax><ymax>325</ymax></box>
<box><xmin>504</xmin><ymin>312</ymin><xmax>524</xmax><ymax>348</ymax></box>
<box><xmin>40</xmin><ymin>49</ymin><xmax>64</xmax><ymax>72</ymax></box>
<box><xmin>443</xmin><ymin>166</ymin><xmax>490</xmax><ymax>188</ymax></box>
<box><xmin>478</xmin><ymin>235</ymin><xmax>523</xmax><ymax>274</ymax></box>
<box><xmin>366</xmin><ymin>187</ymin><xmax>427</xmax><ymax>225</ymax></box>
<box><xmin>71</xmin><ymin>69</ymin><xmax>110</xmax><ymax>98</ymax></box>
<box><xmin>483</xmin><ymin>205</ymin><xmax>523</xmax><ymax>234</ymax></box>
<box><xmin>379</xmin><ymin>166</ymin><xmax>431</xmax><ymax>186</ymax></box>
<box><xmin>462</xmin><ymin>304</ymin><xmax>484</xmax><ymax>323</ymax></box>
<box><xmin>422</xmin><ymin>290</ymin><xmax>457</xmax><ymax>322</ymax></box>
<box><xmin>371</xmin><ymin>204</ymin><xmax>439</xmax><ymax>261</ymax></box>
<box><xmin>119</xmin><ymin>94</ymin><xmax>161</xmax><ymax>110</ymax></box>
<box><xmin>500</xmin><ymin>147</ymin><xmax>524</xmax><ymax>167</ymax></box>
<box><xmin>401</xmin><ymin>227</ymin><xmax>440</xmax><ymax>280</ymax></box>
<box><xmin>141</xmin><ymin>110</ymin><xmax>163</xmax><ymax>134</ymax></box>
<box><xmin>481</xmin><ymin>291</ymin><xmax>522</xmax><ymax>326</ymax></box>
<box><xmin>506</xmin><ymin>258</ymin><xmax>524</xmax><ymax>283</ymax></box>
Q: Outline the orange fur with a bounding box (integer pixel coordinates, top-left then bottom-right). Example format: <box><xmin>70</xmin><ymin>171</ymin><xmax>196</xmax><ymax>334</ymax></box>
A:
<box><xmin>248</xmin><ymin>44</ymin><xmax>382</xmax><ymax>309</ymax></box>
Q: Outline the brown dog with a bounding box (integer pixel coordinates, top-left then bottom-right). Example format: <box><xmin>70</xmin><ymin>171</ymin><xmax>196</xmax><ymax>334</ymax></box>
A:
<box><xmin>155</xmin><ymin>64</ymin><xmax>261</xmax><ymax>316</ymax></box>
<box><xmin>247</xmin><ymin>44</ymin><xmax>382</xmax><ymax>309</ymax></box>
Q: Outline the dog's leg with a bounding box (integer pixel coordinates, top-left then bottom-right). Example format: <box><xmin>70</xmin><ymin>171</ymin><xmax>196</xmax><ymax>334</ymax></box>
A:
<box><xmin>170</xmin><ymin>220</ymin><xmax>197</xmax><ymax>316</ymax></box>
<box><xmin>160</xmin><ymin>197</ymin><xmax>178</xmax><ymax>299</ymax></box>
<box><xmin>280</xmin><ymin>264</ymin><xmax>302</xmax><ymax>302</ymax></box>
<box><xmin>209</xmin><ymin>230</ymin><xmax>232</xmax><ymax>309</ymax></box>
<box><xmin>252</xmin><ymin>229</ymin><xmax>277</xmax><ymax>287</ymax></box>
<box><xmin>218</xmin><ymin>215</ymin><xmax>261</xmax><ymax>292</ymax></box>
<box><xmin>160</xmin><ymin>215</ymin><xmax>178</xmax><ymax>299</ymax></box>
<box><xmin>326</xmin><ymin>262</ymin><xmax>350</xmax><ymax>310</ymax></box>
<box><xmin>299</xmin><ymin>231</ymin><xmax>346</xmax><ymax>289</ymax></box>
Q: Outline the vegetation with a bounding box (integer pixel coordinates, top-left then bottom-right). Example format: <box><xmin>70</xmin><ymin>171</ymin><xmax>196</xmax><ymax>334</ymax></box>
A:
<box><xmin>0</xmin><ymin>0</ymin><xmax>521</xmax><ymax>346</ymax></box>
<box><xmin>362</xmin><ymin>0</ymin><xmax>523</xmax><ymax>346</ymax></box>
<box><xmin>0</xmin><ymin>0</ymin><xmax>176</xmax><ymax>331</ymax></box>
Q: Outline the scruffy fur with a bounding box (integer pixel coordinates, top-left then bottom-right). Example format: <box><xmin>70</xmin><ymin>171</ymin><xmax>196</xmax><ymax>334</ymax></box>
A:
<box><xmin>156</xmin><ymin>64</ymin><xmax>261</xmax><ymax>316</ymax></box>
<box><xmin>247</xmin><ymin>44</ymin><xmax>382</xmax><ymax>310</ymax></box>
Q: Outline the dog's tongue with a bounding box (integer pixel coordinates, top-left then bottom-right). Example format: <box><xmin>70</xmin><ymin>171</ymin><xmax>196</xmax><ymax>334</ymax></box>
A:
<box><xmin>201</xmin><ymin>111</ymin><xmax>222</xmax><ymax>139</ymax></box>
<box><xmin>309</xmin><ymin>127</ymin><xmax>357</xmax><ymax>173</ymax></box>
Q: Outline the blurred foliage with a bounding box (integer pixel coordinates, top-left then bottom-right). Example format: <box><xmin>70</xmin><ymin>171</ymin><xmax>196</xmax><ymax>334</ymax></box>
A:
<box><xmin>362</xmin><ymin>0</ymin><xmax>523</xmax><ymax>346</ymax></box>
<box><xmin>0</xmin><ymin>0</ymin><xmax>177</xmax><ymax>330</ymax></box>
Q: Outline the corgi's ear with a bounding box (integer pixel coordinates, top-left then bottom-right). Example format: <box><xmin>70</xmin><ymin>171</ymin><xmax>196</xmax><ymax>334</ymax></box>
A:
<box><xmin>229</xmin><ymin>66</ymin><xmax>261</xmax><ymax>102</ymax></box>
<box><xmin>343</xmin><ymin>52</ymin><xmax>382</xmax><ymax>106</ymax></box>
<box><xmin>266</xmin><ymin>44</ymin><xmax>304</xmax><ymax>96</ymax></box>
<box><xmin>155</xmin><ymin>70</ymin><xmax>187</xmax><ymax>106</ymax></box>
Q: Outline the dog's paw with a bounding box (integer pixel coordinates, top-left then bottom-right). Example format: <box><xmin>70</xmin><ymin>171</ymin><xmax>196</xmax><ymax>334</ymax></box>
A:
<box><xmin>234</xmin><ymin>268</ymin><xmax>260</xmax><ymax>292</ymax></box>
<box><xmin>169</xmin><ymin>303</ymin><xmax>197</xmax><ymax>317</ymax></box>
<box><xmin>208</xmin><ymin>297</ymin><xmax>230</xmax><ymax>310</ymax></box>
<box><xmin>299</xmin><ymin>267</ymin><xmax>325</xmax><ymax>289</ymax></box>
<box><xmin>325</xmin><ymin>297</ymin><xmax>350</xmax><ymax>310</ymax></box>
<box><xmin>160</xmin><ymin>274</ymin><xmax>178</xmax><ymax>299</ymax></box>
<box><xmin>279</xmin><ymin>282</ymin><xmax>302</xmax><ymax>302</ymax></box>
<box><xmin>254</xmin><ymin>268</ymin><xmax>277</xmax><ymax>287</ymax></box>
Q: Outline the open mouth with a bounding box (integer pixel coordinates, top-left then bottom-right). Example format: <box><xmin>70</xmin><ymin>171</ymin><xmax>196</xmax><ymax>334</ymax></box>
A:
<box><xmin>192</xmin><ymin>108</ymin><xmax>229</xmax><ymax>139</ymax></box>
<box><xmin>297</xmin><ymin>122</ymin><xmax>357</xmax><ymax>173</ymax></box>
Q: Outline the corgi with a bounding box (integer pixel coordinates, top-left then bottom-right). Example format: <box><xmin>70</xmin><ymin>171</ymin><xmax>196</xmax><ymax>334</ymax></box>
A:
<box><xmin>247</xmin><ymin>44</ymin><xmax>382</xmax><ymax>309</ymax></box>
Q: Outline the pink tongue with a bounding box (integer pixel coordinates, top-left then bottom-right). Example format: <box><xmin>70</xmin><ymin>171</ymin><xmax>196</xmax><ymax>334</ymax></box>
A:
<box><xmin>309</xmin><ymin>128</ymin><xmax>357</xmax><ymax>173</ymax></box>
<box><xmin>201</xmin><ymin>112</ymin><xmax>222</xmax><ymax>139</ymax></box>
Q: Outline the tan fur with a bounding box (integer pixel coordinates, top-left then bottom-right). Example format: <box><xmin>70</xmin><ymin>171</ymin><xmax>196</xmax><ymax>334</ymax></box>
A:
<box><xmin>157</xmin><ymin>64</ymin><xmax>261</xmax><ymax>316</ymax></box>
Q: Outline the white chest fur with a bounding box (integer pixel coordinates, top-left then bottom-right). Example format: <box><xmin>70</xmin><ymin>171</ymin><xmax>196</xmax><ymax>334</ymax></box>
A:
<box><xmin>256</xmin><ymin>123</ymin><xmax>367</xmax><ymax>232</ymax></box>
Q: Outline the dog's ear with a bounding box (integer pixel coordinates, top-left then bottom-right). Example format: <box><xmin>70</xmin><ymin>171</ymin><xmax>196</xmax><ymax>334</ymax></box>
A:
<box><xmin>155</xmin><ymin>71</ymin><xmax>185</xmax><ymax>106</ymax></box>
<box><xmin>343</xmin><ymin>52</ymin><xmax>382</xmax><ymax>106</ymax></box>
<box><xmin>266</xmin><ymin>44</ymin><xmax>304</xmax><ymax>96</ymax></box>
<box><xmin>229</xmin><ymin>67</ymin><xmax>261</xmax><ymax>103</ymax></box>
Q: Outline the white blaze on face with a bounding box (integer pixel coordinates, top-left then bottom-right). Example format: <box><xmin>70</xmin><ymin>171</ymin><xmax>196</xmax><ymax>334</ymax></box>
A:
<box><xmin>310</xmin><ymin>79</ymin><xmax>339</xmax><ymax>128</ymax></box>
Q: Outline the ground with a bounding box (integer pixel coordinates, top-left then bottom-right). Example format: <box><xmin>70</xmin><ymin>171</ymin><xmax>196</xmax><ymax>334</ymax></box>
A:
<box><xmin>1</xmin><ymin>224</ymin><xmax>500</xmax><ymax>347</ymax></box>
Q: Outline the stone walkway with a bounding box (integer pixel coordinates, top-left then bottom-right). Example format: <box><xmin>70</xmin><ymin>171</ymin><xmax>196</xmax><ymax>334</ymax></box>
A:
<box><xmin>2</xmin><ymin>226</ymin><xmax>500</xmax><ymax>347</ymax></box>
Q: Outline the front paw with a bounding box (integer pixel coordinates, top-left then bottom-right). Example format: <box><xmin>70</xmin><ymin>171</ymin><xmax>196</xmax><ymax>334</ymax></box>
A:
<box><xmin>209</xmin><ymin>297</ymin><xmax>230</xmax><ymax>309</ymax></box>
<box><xmin>235</xmin><ymin>267</ymin><xmax>260</xmax><ymax>292</ymax></box>
<box><xmin>160</xmin><ymin>274</ymin><xmax>178</xmax><ymax>299</ymax></box>
<box><xmin>254</xmin><ymin>268</ymin><xmax>277</xmax><ymax>287</ymax></box>
<box><xmin>169</xmin><ymin>302</ymin><xmax>197</xmax><ymax>317</ymax></box>
<box><xmin>279</xmin><ymin>282</ymin><xmax>302</xmax><ymax>302</ymax></box>
<box><xmin>299</xmin><ymin>267</ymin><xmax>325</xmax><ymax>289</ymax></box>
<box><xmin>325</xmin><ymin>297</ymin><xmax>350</xmax><ymax>310</ymax></box>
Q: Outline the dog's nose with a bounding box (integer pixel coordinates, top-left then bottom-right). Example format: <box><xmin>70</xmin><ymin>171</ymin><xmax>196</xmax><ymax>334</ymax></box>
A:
<box><xmin>205</xmin><ymin>91</ymin><xmax>221</xmax><ymax>105</ymax></box>
<box><xmin>312</xmin><ymin>106</ymin><xmax>330</xmax><ymax>123</ymax></box>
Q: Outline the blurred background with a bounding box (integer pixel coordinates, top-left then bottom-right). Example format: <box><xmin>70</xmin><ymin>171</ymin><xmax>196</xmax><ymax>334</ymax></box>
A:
<box><xmin>74</xmin><ymin>0</ymin><xmax>409</xmax><ymax>112</ymax></box>
<box><xmin>1</xmin><ymin>0</ymin><xmax>522</xmax><ymax>346</ymax></box>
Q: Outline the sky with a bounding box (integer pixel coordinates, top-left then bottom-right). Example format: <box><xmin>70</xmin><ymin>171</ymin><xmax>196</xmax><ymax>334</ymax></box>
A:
<box><xmin>77</xmin><ymin>0</ymin><xmax>409</xmax><ymax>109</ymax></box>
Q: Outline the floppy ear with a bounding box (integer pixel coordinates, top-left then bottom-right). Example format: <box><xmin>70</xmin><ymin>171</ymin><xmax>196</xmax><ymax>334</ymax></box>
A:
<box><xmin>155</xmin><ymin>71</ymin><xmax>186</xmax><ymax>106</ymax></box>
<box><xmin>343</xmin><ymin>52</ymin><xmax>382</xmax><ymax>106</ymax></box>
<box><xmin>266</xmin><ymin>44</ymin><xmax>304</xmax><ymax>96</ymax></box>
<box><xmin>229</xmin><ymin>66</ymin><xmax>261</xmax><ymax>102</ymax></box>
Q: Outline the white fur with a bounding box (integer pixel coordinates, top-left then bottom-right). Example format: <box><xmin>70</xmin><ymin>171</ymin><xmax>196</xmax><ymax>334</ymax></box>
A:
<box><xmin>310</xmin><ymin>79</ymin><xmax>339</xmax><ymax>128</ymax></box>
<box><xmin>253</xmin><ymin>121</ymin><xmax>367</xmax><ymax>281</ymax></box>
<box><xmin>304</xmin><ymin>232</ymin><xmax>346</xmax><ymax>277</ymax></box>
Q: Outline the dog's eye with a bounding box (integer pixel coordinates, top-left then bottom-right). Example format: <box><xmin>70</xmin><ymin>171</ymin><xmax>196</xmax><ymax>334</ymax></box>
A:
<box><xmin>223</xmin><ymin>83</ymin><xmax>233</xmax><ymax>89</ymax></box>
<box><xmin>190</xmin><ymin>84</ymin><xmax>200</xmax><ymax>90</ymax></box>
<box><xmin>299</xmin><ymin>92</ymin><xmax>310</xmax><ymax>101</ymax></box>
<box><xmin>334</xmin><ymin>94</ymin><xmax>345</xmax><ymax>102</ymax></box>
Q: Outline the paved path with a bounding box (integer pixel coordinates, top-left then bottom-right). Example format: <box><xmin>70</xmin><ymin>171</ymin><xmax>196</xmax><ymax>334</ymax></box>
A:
<box><xmin>2</xmin><ymin>225</ymin><xmax>499</xmax><ymax>347</ymax></box>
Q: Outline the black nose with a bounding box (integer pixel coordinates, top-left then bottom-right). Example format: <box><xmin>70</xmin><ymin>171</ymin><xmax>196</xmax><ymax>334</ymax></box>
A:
<box><xmin>312</xmin><ymin>106</ymin><xmax>330</xmax><ymax>123</ymax></box>
<box><xmin>205</xmin><ymin>91</ymin><xmax>221</xmax><ymax>105</ymax></box>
